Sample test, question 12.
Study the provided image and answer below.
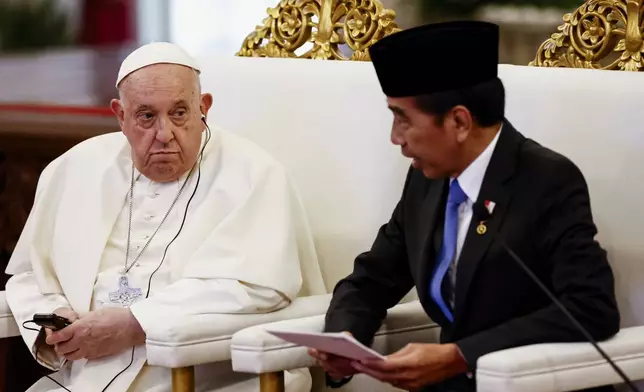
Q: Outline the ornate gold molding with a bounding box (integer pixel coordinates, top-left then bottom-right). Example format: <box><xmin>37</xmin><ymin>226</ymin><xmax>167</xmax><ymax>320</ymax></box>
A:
<box><xmin>237</xmin><ymin>0</ymin><xmax>400</xmax><ymax>60</ymax></box>
<box><xmin>530</xmin><ymin>0</ymin><xmax>644</xmax><ymax>71</ymax></box>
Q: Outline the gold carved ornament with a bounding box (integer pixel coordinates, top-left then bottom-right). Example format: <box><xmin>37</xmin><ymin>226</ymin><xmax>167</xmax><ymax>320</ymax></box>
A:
<box><xmin>530</xmin><ymin>0</ymin><xmax>644</xmax><ymax>71</ymax></box>
<box><xmin>237</xmin><ymin>0</ymin><xmax>400</xmax><ymax>60</ymax></box>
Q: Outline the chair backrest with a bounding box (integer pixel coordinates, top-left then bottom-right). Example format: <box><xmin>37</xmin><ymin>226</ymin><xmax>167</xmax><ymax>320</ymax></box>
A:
<box><xmin>499</xmin><ymin>65</ymin><xmax>644</xmax><ymax>328</ymax></box>
<box><xmin>199</xmin><ymin>55</ymin><xmax>644</xmax><ymax>328</ymax></box>
<box><xmin>200</xmin><ymin>56</ymin><xmax>410</xmax><ymax>296</ymax></box>
<box><xmin>523</xmin><ymin>0</ymin><xmax>644</xmax><ymax>329</ymax></box>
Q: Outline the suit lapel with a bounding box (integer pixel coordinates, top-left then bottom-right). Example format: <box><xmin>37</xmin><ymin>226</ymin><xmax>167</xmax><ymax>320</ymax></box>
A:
<box><xmin>452</xmin><ymin>121</ymin><xmax>522</xmax><ymax>324</ymax></box>
<box><xmin>416</xmin><ymin>179</ymin><xmax>448</xmax><ymax>308</ymax></box>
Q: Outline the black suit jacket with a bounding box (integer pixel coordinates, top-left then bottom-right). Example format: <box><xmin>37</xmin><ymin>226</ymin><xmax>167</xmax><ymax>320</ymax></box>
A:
<box><xmin>324</xmin><ymin>121</ymin><xmax>620</xmax><ymax>389</ymax></box>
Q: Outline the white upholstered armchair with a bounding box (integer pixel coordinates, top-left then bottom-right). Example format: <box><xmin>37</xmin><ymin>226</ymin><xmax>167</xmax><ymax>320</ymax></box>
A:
<box><xmin>217</xmin><ymin>59</ymin><xmax>644</xmax><ymax>392</ymax></box>
<box><xmin>223</xmin><ymin>58</ymin><xmax>644</xmax><ymax>383</ymax></box>
<box><xmin>222</xmin><ymin>1</ymin><xmax>644</xmax><ymax>392</ymax></box>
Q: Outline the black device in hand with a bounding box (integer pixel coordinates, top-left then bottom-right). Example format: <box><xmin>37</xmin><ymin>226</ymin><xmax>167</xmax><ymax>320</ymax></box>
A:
<box><xmin>32</xmin><ymin>313</ymin><xmax>72</xmax><ymax>331</ymax></box>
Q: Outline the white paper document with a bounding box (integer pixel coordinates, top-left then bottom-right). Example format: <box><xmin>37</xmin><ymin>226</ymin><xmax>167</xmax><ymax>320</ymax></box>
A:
<box><xmin>266</xmin><ymin>329</ymin><xmax>385</xmax><ymax>361</ymax></box>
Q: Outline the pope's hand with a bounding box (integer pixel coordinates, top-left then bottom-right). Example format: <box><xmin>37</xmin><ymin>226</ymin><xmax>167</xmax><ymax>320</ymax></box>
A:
<box><xmin>44</xmin><ymin>307</ymin><xmax>80</xmax><ymax>341</ymax></box>
<box><xmin>46</xmin><ymin>307</ymin><xmax>146</xmax><ymax>361</ymax></box>
<box><xmin>54</xmin><ymin>307</ymin><xmax>80</xmax><ymax>323</ymax></box>
<box><xmin>308</xmin><ymin>332</ymin><xmax>358</xmax><ymax>381</ymax></box>
<box><xmin>351</xmin><ymin>343</ymin><xmax>469</xmax><ymax>391</ymax></box>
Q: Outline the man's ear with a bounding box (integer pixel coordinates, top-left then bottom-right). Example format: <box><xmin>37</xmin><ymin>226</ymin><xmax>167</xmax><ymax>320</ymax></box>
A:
<box><xmin>199</xmin><ymin>93</ymin><xmax>214</xmax><ymax>123</ymax></box>
<box><xmin>450</xmin><ymin>105</ymin><xmax>473</xmax><ymax>143</ymax></box>
<box><xmin>110</xmin><ymin>99</ymin><xmax>126</xmax><ymax>133</ymax></box>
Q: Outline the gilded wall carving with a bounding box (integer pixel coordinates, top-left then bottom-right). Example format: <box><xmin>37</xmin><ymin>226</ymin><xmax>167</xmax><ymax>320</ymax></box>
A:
<box><xmin>237</xmin><ymin>0</ymin><xmax>400</xmax><ymax>60</ymax></box>
<box><xmin>531</xmin><ymin>0</ymin><xmax>644</xmax><ymax>71</ymax></box>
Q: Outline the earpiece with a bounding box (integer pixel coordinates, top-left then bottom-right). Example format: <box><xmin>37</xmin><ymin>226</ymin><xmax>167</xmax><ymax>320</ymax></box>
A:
<box><xmin>201</xmin><ymin>114</ymin><xmax>206</xmax><ymax>124</ymax></box>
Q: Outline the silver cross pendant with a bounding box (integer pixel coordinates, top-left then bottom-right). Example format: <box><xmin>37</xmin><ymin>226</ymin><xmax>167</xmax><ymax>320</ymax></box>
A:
<box><xmin>108</xmin><ymin>275</ymin><xmax>143</xmax><ymax>307</ymax></box>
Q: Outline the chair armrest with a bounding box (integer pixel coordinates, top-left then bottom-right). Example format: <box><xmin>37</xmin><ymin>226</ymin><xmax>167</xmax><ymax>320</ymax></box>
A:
<box><xmin>230</xmin><ymin>300</ymin><xmax>440</xmax><ymax>373</ymax></box>
<box><xmin>0</xmin><ymin>291</ymin><xmax>19</xmax><ymax>339</ymax></box>
<box><xmin>476</xmin><ymin>326</ymin><xmax>644</xmax><ymax>392</ymax></box>
<box><xmin>145</xmin><ymin>294</ymin><xmax>332</xmax><ymax>368</ymax></box>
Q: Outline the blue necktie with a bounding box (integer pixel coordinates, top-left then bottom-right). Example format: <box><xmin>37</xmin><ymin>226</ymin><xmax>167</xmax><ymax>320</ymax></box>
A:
<box><xmin>430</xmin><ymin>179</ymin><xmax>467</xmax><ymax>323</ymax></box>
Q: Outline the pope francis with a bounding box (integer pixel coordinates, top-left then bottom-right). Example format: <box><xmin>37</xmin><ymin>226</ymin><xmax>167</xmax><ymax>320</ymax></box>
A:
<box><xmin>5</xmin><ymin>43</ymin><xmax>320</xmax><ymax>391</ymax></box>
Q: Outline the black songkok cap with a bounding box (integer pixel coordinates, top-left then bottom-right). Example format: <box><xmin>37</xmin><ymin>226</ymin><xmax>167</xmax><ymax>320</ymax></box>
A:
<box><xmin>369</xmin><ymin>21</ymin><xmax>500</xmax><ymax>97</ymax></box>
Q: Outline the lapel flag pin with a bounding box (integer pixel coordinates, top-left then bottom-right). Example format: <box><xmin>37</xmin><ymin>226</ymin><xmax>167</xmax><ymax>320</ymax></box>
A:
<box><xmin>484</xmin><ymin>200</ymin><xmax>496</xmax><ymax>215</ymax></box>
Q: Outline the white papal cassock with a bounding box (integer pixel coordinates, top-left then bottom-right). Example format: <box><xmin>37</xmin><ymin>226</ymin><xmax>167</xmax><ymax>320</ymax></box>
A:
<box><xmin>5</xmin><ymin>124</ymin><xmax>325</xmax><ymax>392</ymax></box>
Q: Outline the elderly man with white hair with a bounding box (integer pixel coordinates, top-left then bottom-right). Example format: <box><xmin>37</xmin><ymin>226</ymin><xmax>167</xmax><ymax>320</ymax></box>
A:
<box><xmin>5</xmin><ymin>42</ymin><xmax>319</xmax><ymax>391</ymax></box>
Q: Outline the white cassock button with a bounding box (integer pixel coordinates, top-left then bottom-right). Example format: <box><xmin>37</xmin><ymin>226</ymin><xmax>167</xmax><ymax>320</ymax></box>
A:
<box><xmin>143</xmin><ymin>235</ymin><xmax>150</xmax><ymax>240</ymax></box>
<box><xmin>145</xmin><ymin>215</ymin><xmax>154</xmax><ymax>221</ymax></box>
<box><xmin>150</xmin><ymin>192</ymin><xmax>160</xmax><ymax>198</ymax></box>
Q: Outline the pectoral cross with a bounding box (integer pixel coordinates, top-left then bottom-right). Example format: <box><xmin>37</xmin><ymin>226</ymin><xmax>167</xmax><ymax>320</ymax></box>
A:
<box><xmin>109</xmin><ymin>275</ymin><xmax>143</xmax><ymax>307</ymax></box>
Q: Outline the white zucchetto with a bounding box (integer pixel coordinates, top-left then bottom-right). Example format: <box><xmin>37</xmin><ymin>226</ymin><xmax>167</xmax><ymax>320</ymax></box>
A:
<box><xmin>116</xmin><ymin>42</ymin><xmax>201</xmax><ymax>88</ymax></box>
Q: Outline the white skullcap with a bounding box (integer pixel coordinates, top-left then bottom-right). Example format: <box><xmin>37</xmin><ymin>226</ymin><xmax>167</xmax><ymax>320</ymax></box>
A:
<box><xmin>116</xmin><ymin>42</ymin><xmax>201</xmax><ymax>88</ymax></box>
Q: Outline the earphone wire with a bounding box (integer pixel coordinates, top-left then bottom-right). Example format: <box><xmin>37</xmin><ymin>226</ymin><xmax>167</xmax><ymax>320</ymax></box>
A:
<box><xmin>144</xmin><ymin>120</ymin><xmax>210</xmax><ymax>298</ymax></box>
<box><xmin>99</xmin><ymin>120</ymin><xmax>210</xmax><ymax>391</ymax></box>
<box><xmin>28</xmin><ymin>119</ymin><xmax>211</xmax><ymax>392</ymax></box>
<box><xmin>21</xmin><ymin>320</ymin><xmax>75</xmax><ymax>392</ymax></box>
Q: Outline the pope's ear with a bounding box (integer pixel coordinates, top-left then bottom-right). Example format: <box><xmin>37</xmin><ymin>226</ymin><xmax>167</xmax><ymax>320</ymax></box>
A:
<box><xmin>200</xmin><ymin>93</ymin><xmax>213</xmax><ymax>119</ymax></box>
<box><xmin>110</xmin><ymin>99</ymin><xmax>126</xmax><ymax>130</ymax></box>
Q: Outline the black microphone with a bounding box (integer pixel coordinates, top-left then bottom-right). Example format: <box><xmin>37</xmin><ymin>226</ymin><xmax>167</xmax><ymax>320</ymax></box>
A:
<box><xmin>472</xmin><ymin>202</ymin><xmax>639</xmax><ymax>392</ymax></box>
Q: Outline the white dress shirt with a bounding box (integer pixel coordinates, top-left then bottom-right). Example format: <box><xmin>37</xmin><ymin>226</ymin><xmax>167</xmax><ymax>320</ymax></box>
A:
<box><xmin>447</xmin><ymin>125</ymin><xmax>502</xmax><ymax>306</ymax></box>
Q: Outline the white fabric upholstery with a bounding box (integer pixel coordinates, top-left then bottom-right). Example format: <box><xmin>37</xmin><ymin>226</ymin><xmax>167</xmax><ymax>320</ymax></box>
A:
<box><xmin>476</xmin><ymin>64</ymin><xmax>644</xmax><ymax>391</ymax></box>
<box><xmin>0</xmin><ymin>291</ymin><xmax>19</xmax><ymax>338</ymax></box>
<box><xmin>199</xmin><ymin>57</ymin><xmax>412</xmax><ymax>297</ymax></box>
<box><xmin>231</xmin><ymin>300</ymin><xmax>439</xmax><ymax>374</ymax></box>
<box><xmin>498</xmin><ymin>65</ymin><xmax>644</xmax><ymax>328</ymax></box>
<box><xmin>477</xmin><ymin>326</ymin><xmax>644</xmax><ymax>392</ymax></box>
<box><xmin>144</xmin><ymin>294</ymin><xmax>330</xmax><ymax>367</ymax></box>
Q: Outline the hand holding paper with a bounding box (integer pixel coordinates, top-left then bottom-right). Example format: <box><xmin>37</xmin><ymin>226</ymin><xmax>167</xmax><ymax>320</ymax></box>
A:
<box><xmin>353</xmin><ymin>343</ymin><xmax>469</xmax><ymax>390</ymax></box>
<box><xmin>268</xmin><ymin>329</ymin><xmax>382</xmax><ymax>382</ymax></box>
<box><xmin>269</xmin><ymin>329</ymin><xmax>470</xmax><ymax>390</ymax></box>
<box><xmin>266</xmin><ymin>329</ymin><xmax>384</xmax><ymax>362</ymax></box>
